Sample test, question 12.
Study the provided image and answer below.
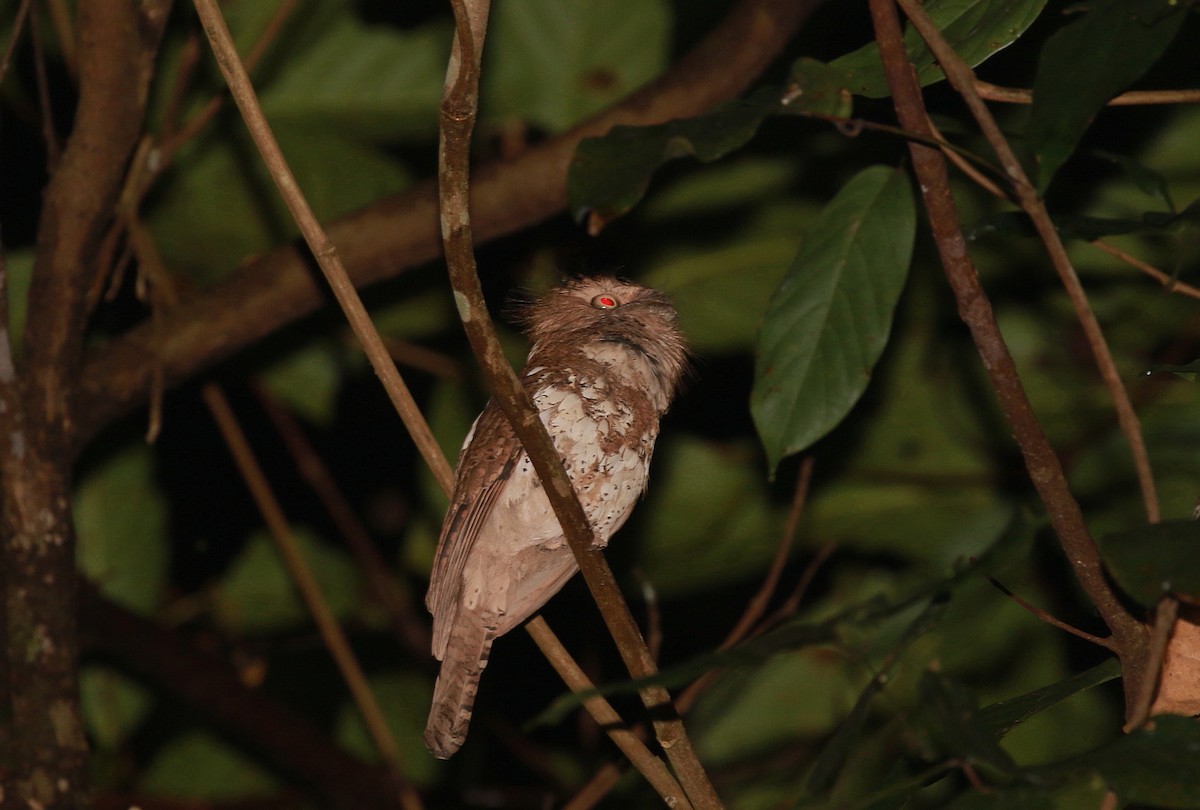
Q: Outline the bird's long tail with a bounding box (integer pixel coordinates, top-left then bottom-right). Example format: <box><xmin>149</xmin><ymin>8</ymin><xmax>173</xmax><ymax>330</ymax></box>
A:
<box><xmin>424</xmin><ymin>618</ymin><xmax>495</xmax><ymax>759</ymax></box>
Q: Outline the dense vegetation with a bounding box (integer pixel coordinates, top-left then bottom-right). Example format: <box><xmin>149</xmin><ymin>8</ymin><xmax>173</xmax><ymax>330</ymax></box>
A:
<box><xmin>2</xmin><ymin>0</ymin><xmax>1199</xmax><ymax>807</ymax></box>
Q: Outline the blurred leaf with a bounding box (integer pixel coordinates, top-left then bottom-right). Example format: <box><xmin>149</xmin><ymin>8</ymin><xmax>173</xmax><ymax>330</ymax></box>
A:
<box><xmin>832</xmin><ymin>0</ymin><xmax>1048</xmax><ymax>98</ymax></box>
<box><xmin>1099</xmin><ymin>520</ymin><xmax>1200</xmax><ymax>606</ymax></box>
<box><xmin>75</xmin><ymin>443</ymin><xmax>169</xmax><ymax>614</ymax></box>
<box><xmin>803</xmin><ymin>598</ymin><xmax>949</xmax><ymax>796</ymax></box>
<box><xmin>80</xmin><ymin>664</ymin><xmax>154</xmax><ymax>751</ymax></box>
<box><xmin>1041</xmin><ymin>715</ymin><xmax>1200</xmax><ymax>806</ymax></box>
<box><xmin>371</xmin><ymin>283</ymin><xmax>458</xmax><ymax>342</ymax></box>
<box><xmin>138</xmin><ymin>731</ymin><xmax>279</xmax><ymax>797</ymax></box>
<box><xmin>752</xmin><ymin>165</ymin><xmax>915</xmax><ymax>475</ymax></box>
<box><xmin>335</xmin><ymin>673</ymin><xmax>438</xmax><ymax>787</ymax></box>
<box><xmin>213</xmin><ymin>528</ymin><xmax>362</xmax><ymax>634</ymax></box>
<box><xmin>259</xmin><ymin>13</ymin><xmax>447</xmax><ymax>142</ymax></box>
<box><xmin>568</xmin><ymin>87</ymin><xmax>788</xmax><ymax>225</ymax></box>
<box><xmin>916</xmin><ymin>672</ymin><xmax>1019</xmax><ymax>778</ymax></box>
<box><xmin>259</xmin><ymin>339</ymin><xmax>347</xmax><ymax>426</ymax></box>
<box><xmin>641</xmin><ymin>159</ymin><xmax>816</xmax><ymax>352</ymax></box>
<box><xmin>976</xmin><ymin>657</ymin><xmax>1121</xmax><ymax>738</ymax></box>
<box><xmin>483</xmin><ymin>0</ymin><xmax>669</xmax><ymax>132</ymax></box>
<box><xmin>633</xmin><ymin>437</ymin><xmax>784</xmax><ymax>597</ymax></box>
<box><xmin>1091</xmin><ymin>149</ymin><xmax>1176</xmax><ymax>211</ymax></box>
<box><xmin>4</xmin><ymin>247</ymin><xmax>31</xmax><ymax>354</ymax></box>
<box><xmin>1150</xmin><ymin>359</ymin><xmax>1200</xmax><ymax>375</ymax></box>
<box><xmin>967</xmin><ymin>201</ymin><xmax>1200</xmax><ymax>242</ymax></box>
<box><xmin>149</xmin><ymin>128</ymin><xmax>410</xmax><ymax>284</ymax></box>
<box><xmin>540</xmin><ymin>514</ymin><xmax>1031</xmax><ymax>720</ymax></box>
<box><xmin>693</xmin><ymin>646</ymin><xmax>859</xmax><ymax>767</ymax></box>
<box><xmin>1028</xmin><ymin>0</ymin><xmax>1187</xmax><ymax>190</ymax></box>
<box><xmin>568</xmin><ymin>58</ymin><xmax>859</xmax><ymax>227</ymax></box>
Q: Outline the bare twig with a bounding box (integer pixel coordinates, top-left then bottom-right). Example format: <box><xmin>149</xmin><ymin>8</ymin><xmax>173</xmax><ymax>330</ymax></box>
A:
<box><xmin>1092</xmin><ymin>240</ymin><xmax>1200</xmax><ymax>303</ymax></box>
<box><xmin>191</xmin><ymin>0</ymin><xmax>454</xmax><ymax>495</ymax></box>
<box><xmin>719</xmin><ymin>457</ymin><xmax>815</xmax><ymax>649</ymax></box>
<box><xmin>988</xmin><ymin>577</ymin><xmax>1116</xmax><ymax>650</ymax></box>
<box><xmin>974</xmin><ymin>80</ymin><xmax>1200</xmax><ymax>107</ymax></box>
<box><xmin>1123</xmin><ymin>596</ymin><xmax>1179</xmax><ymax>732</ymax></box>
<box><xmin>29</xmin><ymin>3</ymin><xmax>62</xmax><ymax>170</ymax></box>
<box><xmin>201</xmin><ymin>384</ymin><xmax>422</xmax><ymax>810</ymax></box>
<box><xmin>0</xmin><ymin>0</ymin><xmax>33</xmax><ymax>87</ymax></box>
<box><xmin>764</xmin><ymin>540</ymin><xmax>838</xmax><ymax>631</ymax></box>
<box><xmin>525</xmin><ymin>618</ymin><xmax>693</xmax><ymax>809</ymax></box>
<box><xmin>564</xmin><ymin>767</ymin><xmax>625</xmax><ymax>810</ymax></box>
<box><xmin>254</xmin><ymin>384</ymin><xmax>432</xmax><ymax>657</ymax></box>
<box><xmin>867</xmin><ymin>0</ymin><xmax>1148</xmax><ymax>698</ymax></box>
<box><xmin>437</xmin><ymin>1</ymin><xmax>721</xmax><ymax>805</ymax></box>
<box><xmin>44</xmin><ymin>0</ymin><xmax>76</xmax><ymax>77</ymax></box>
<box><xmin>895</xmin><ymin>0</ymin><xmax>1161</xmax><ymax>526</ymax></box>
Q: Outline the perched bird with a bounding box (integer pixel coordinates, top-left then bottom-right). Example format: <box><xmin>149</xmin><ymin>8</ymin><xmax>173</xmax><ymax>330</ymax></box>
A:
<box><xmin>424</xmin><ymin>275</ymin><xmax>689</xmax><ymax>758</ymax></box>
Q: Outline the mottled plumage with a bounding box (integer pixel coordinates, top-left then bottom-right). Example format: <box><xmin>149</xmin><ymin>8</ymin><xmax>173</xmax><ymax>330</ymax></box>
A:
<box><xmin>424</xmin><ymin>276</ymin><xmax>688</xmax><ymax>758</ymax></box>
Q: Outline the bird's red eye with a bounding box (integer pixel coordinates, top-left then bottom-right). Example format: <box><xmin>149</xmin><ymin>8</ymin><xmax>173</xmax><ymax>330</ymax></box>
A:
<box><xmin>591</xmin><ymin>294</ymin><xmax>619</xmax><ymax>309</ymax></box>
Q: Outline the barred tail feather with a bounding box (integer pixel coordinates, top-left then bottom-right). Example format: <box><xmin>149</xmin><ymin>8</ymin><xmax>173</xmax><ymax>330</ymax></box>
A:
<box><xmin>424</xmin><ymin>618</ymin><xmax>495</xmax><ymax>759</ymax></box>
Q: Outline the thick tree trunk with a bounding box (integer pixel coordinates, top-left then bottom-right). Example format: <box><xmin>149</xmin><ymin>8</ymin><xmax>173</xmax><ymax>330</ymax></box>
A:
<box><xmin>0</xmin><ymin>1</ymin><xmax>170</xmax><ymax>804</ymax></box>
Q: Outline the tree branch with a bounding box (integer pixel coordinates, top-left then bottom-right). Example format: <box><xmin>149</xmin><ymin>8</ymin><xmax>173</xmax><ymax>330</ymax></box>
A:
<box><xmin>74</xmin><ymin>0</ymin><xmax>825</xmax><ymax>449</ymax></box>
<box><xmin>437</xmin><ymin>2</ymin><xmax>721</xmax><ymax>805</ymax></box>
<box><xmin>866</xmin><ymin>0</ymin><xmax>1148</xmax><ymax>694</ymax></box>
<box><xmin>0</xmin><ymin>1</ymin><xmax>170</xmax><ymax>804</ymax></box>
<box><xmin>78</xmin><ymin>583</ymin><xmax>408</xmax><ymax>810</ymax></box>
<box><xmin>893</xmin><ymin>0</ymin><xmax>1160</xmax><ymax>526</ymax></box>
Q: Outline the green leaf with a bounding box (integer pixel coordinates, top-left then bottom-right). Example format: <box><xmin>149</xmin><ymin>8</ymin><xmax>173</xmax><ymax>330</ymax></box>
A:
<box><xmin>568</xmin><ymin>86</ymin><xmax>789</xmax><ymax>225</ymax></box>
<box><xmin>565</xmin><ymin>59</ymin><xmax>856</xmax><ymax>229</ymax></box>
<box><xmin>751</xmin><ymin>165</ymin><xmax>915</xmax><ymax>474</ymax></box>
<box><xmin>1028</xmin><ymin>0</ymin><xmax>1187</xmax><ymax>190</ymax></box>
<box><xmin>1091</xmin><ymin>149</ymin><xmax>1176</xmax><ymax>211</ymax></box>
<box><xmin>80</xmin><ymin>664</ymin><xmax>154</xmax><ymax>751</ymax></box>
<box><xmin>567</xmin><ymin>59</ymin><xmax>853</xmax><ymax>226</ymax></box>
<box><xmin>916</xmin><ymin>672</ymin><xmax>1019</xmax><ymax>778</ymax></box>
<box><xmin>967</xmin><ymin>203</ymin><xmax>1200</xmax><ymax>242</ymax></box>
<box><xmin>75</xmin><ymin>443</ymin><xmax>169</xmax><ymax>614</ymax></box>
<box><xmin>213</xmin><ymin>528</ymin><xmax>362</xmax><ymax>634</ymax></box>
<box><xmin>803</xmin><ymin>599</ymin><xmax>949</xmax><ymax>796</ymax></box>
<box><xmin>483</xmin><ymin>0</ymin><xmax>670</xmax><ymax>132</ymax></box>
<box><xmin>1043</xmin><ymin>715</ymin><xmax>1200</xmax><ymax>807</ymax></box>
<box><xmin>4</xmin><ymin>247</ymin><xmax>32</xmax><ymax>354</ymax></box>
<box><xmin>1098</xmin><ymin>520</ymin><xmax>1200</xmax><ymax>605</ymax></box>
<box><xmin>259</xmin><ymin>13</ymin><xmax>448</xmax><ymax>142</ymax></box>
<box><xmin>335</xmin><ymin>673</ymin><xmax>438</xmax><ymax>787</ymax></box>
<box><xmin>538</xmin><ymin>515</ymin><xmax>1031</xmax><ymax>722</ymax></box>
<box><xmin>259</xmin><ymin>339</ymin><xmax>348</xmax><ymax>426</ymax></box>
<box><xmin>633</xmin><ymin>437</ymin><xmax>785</xmax><ymax>597</ymax></box>
<box><xmin>976</xmin><ymin>657</ymin><xmax>1122</xmax><ymax>738</ymax></box>
<box><xmin>832</xmin><ymin>0</ymin><xmax>1049</xmax><ymax>98</ymax></box>
<box><xmin>138</xmin><ymin>731</ymin><xmax>279</xmax><ymax>798</ymax></box>
<box><xmin>149</xmin><ymin>128</ymin><xmax>410</xmax><ymax>284</ymax></box>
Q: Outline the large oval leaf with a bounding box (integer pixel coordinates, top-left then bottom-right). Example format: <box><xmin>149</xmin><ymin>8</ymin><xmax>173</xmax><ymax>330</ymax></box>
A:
<box><xmin>751</xmin><ymin>165</ymin><xmax>915</xmax><ymax>474</ymax></box>
<box><xmin>1027</xmin><ymin>0</ymin><xmax>1187</xmax><ymax>191</ymax></box>
<box><xmin>832</xmin><ymin>0</ymin><xmax>1048</xmax><ymax>98</ymax></box>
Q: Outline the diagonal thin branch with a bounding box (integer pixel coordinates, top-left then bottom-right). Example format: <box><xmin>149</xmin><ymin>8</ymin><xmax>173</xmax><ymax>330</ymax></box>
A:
<box><xmin>191</xmin><ymin>0</ymin><xmax>453</xmax><ymax>495</ymax></box>
<box><xmin>866</xmin><ymin>0</ymin><xmax>1148</xmax><ymax>694</ymax></box>
<box><xmin>894</xmin><ymin>0</ymin><xmax>1160</xmax><ymax>526</ymax></box>
<box><xmin>525</xmin><ymin>620</ymin><xmax>693</xmax><ymax>810</ymax></box>
<box><xmin>201</xmin><ymin>383</ymin><xmax>422</xmax><ymax>809</ymax></box>
<box><xmin>192</xmin><ymin>2</ymin><xmax>695</xmax><ymax>798</ymax></box>
<box><xmin>437</xmin><ymin>1</ymin><xmax>721</xmax><ymax>806</ymax></box>
<box><xmin>74</xmin><ymin>0</ymin><xmax>827</xmax><ymax>451</ymax></box>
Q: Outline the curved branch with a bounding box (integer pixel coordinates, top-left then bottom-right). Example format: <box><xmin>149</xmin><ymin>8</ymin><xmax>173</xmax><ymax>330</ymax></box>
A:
<box><xmin>866</xmin><ymin>0</ymin><xmax>1148</xmax><ymax>688</ymax></box>
<box><xmin>74</xmin><ymin>0</ymin><xmax>825</xmax><ymax>448</ymax></box>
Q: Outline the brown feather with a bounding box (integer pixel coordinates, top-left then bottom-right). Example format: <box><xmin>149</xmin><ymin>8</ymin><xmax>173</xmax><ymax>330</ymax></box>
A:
<box><xmin>424</xmin><ymin>276</ymin><xmax>688</xmax><ymax>757</ymax></box>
